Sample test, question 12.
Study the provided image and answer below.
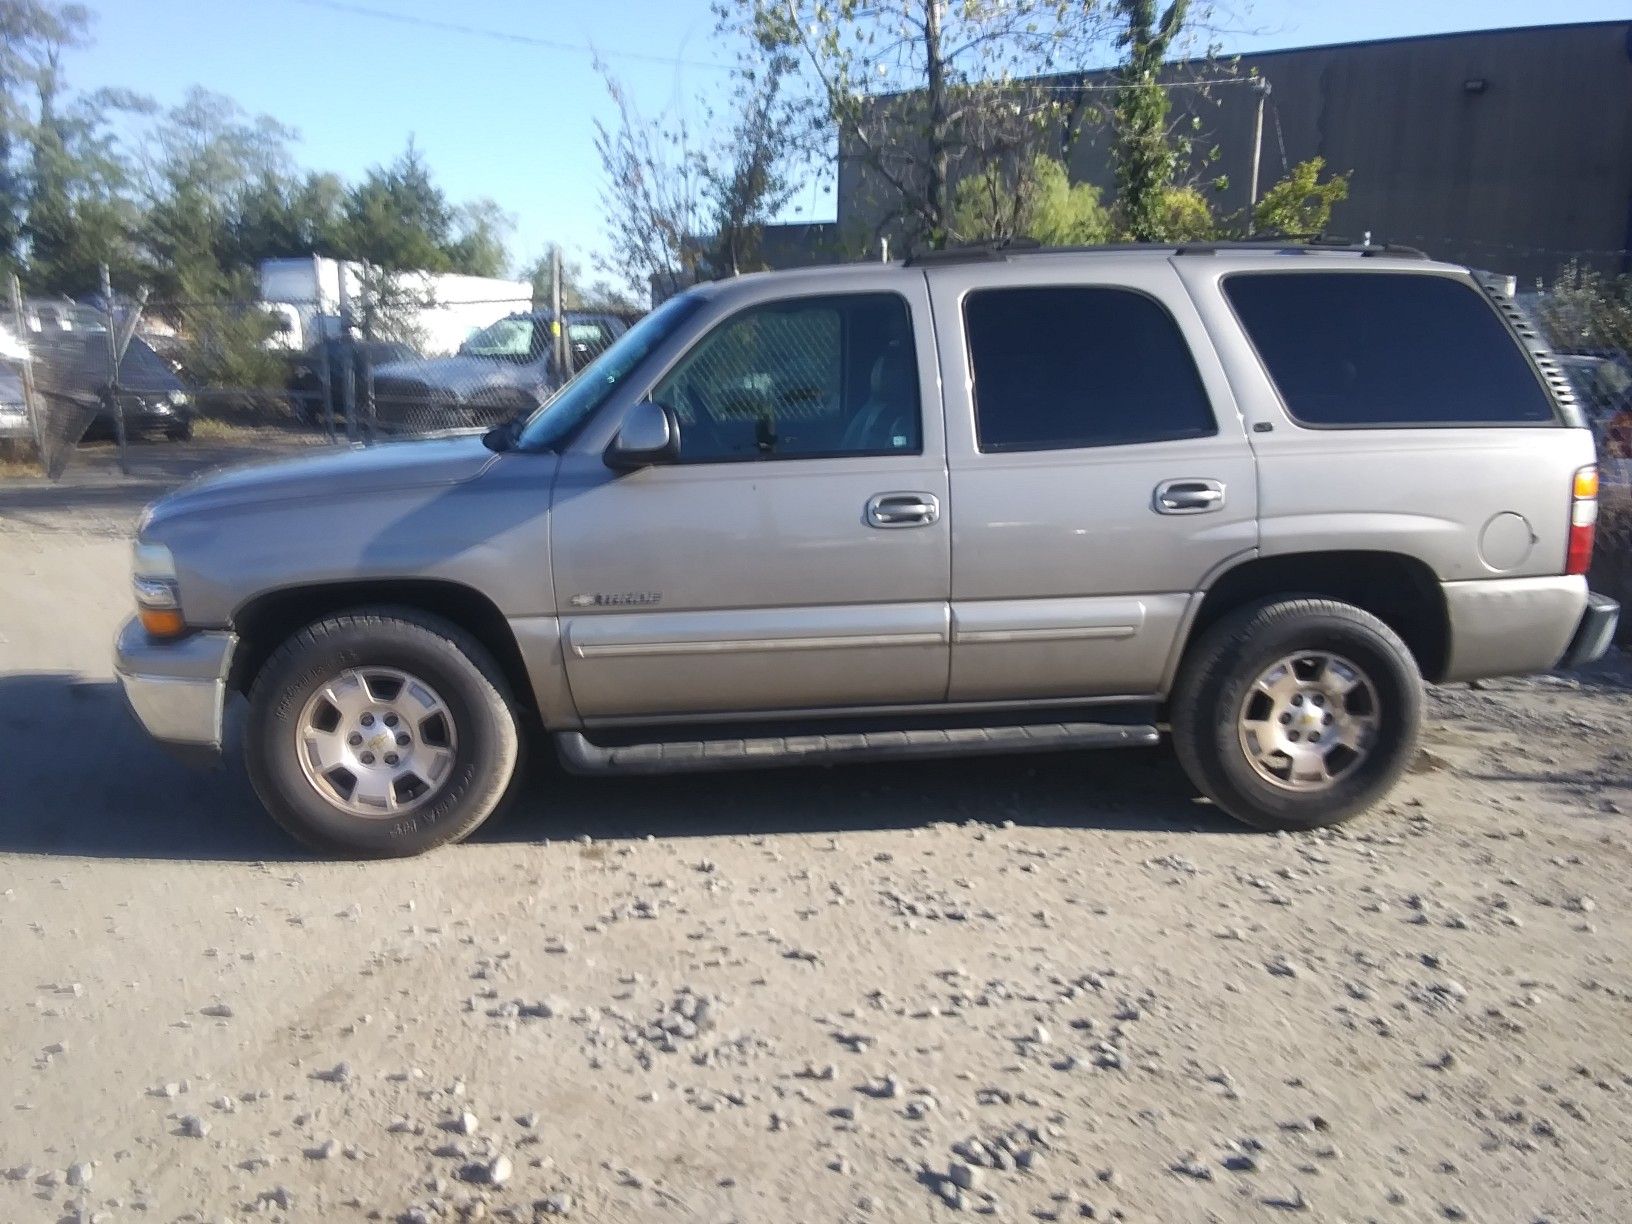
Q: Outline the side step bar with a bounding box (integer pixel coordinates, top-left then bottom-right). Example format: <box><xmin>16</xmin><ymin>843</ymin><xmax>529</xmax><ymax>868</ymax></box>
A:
<box><xmin>554</xmin><ymin>721</ymin><xmax>1161</xmax><ymax>776</ymax></box>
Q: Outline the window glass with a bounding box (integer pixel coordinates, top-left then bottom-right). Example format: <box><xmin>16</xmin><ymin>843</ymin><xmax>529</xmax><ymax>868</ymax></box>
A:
<box><xmin>964</xmin><ymin>287</ymin><xmax>1216</xmax><ymax>452</ymax></box>
<box><xmin>652</xmin><ymin>293</ymin><xmax>920</xmax><ymax>462</ymax></box>
<box><xmin>517</xmin><ymin>292</ymin><xmax>705</xmax><ymax>451</ymax></box>
<box><xmin>460</xmin><ymin>316</ymin><xmax>539</xmax><ymax>360</ymax></box>
<box><xmin>1224</xmin><ymin>272</ymin><xmax>1556</xmax><ymax>427</ymax></box>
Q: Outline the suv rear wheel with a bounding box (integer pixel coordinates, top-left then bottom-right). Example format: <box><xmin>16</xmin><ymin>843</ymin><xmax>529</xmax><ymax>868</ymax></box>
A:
<box><xmin>245</xmin><ymin>608</ymin><xmax>520</xmax><ymax>857</ymax></box>
<box><xmin>1171</xmin><ymin>598</ymin><xmax>1423</xmax><ymax>832</ymax></box>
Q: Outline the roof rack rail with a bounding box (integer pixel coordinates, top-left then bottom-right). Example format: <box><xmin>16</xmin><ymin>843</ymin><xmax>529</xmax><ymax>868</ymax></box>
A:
<box><xmin>1173</xmin><ymin>238</ymin><xmax>1430</xmax><ymax>259</ymax></box>
<box><xmin>903</xmin><ymin>237</ymin><xmax>1042</xmax><ymax>266</ymax></box>
<box><xmin>903</xmin><ymin>236</ymin><xmax>1432</xmax><ymax>266</ymax></box>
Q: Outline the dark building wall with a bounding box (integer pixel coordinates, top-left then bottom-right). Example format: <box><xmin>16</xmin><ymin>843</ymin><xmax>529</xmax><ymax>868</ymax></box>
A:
<box><xmin>838</xmin><ymin>21</ymin><xmax>1632</xmax><ymax>283</ymax></box>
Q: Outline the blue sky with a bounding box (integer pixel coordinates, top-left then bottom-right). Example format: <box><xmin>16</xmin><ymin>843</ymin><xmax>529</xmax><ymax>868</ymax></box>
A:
<box><xmin>69</xmin><ymin>0</ymin><xmax>1629</xmax><ymax>280</ymax></box>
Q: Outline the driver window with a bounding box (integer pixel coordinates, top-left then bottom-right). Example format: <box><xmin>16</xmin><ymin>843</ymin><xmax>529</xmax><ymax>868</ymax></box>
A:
<box><xmin>650</xmin><ymin>293</ymin><xmax>920</xmax><ymax>463</ymax></box>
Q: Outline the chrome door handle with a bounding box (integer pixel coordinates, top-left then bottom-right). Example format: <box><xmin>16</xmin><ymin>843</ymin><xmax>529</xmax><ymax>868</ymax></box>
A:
<box><xmin>1155</xmin><ymin>479</ymin><xmax>1226</xmax><ymax>514</ymax></box>
<box><xmin>866</xmin><ymin>492</ymin><xmax>940</xmax><ymax>528</ymax></box>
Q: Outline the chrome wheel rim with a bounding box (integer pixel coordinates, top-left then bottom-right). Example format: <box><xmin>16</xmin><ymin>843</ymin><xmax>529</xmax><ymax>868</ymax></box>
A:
<box><xmin>295</xmin><ymin>668</ymin><xmax>458</xmax><ymax>818</ymax></box>
<box><xmin>1236</xmin><ymin>651</ymin><xmax>1381</xmax><ymax>792</ymax></box>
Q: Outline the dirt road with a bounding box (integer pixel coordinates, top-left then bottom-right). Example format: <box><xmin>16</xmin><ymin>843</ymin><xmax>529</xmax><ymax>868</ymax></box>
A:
<box><xmin>3</xmin><ymin>448</ymin><xmax>1631</xmax><ymax>1223</ymax></box>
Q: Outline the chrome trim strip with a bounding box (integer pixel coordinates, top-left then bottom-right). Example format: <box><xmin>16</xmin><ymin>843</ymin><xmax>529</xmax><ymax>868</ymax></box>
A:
<box><xmin>952</xmin><ymin>625</ymin><xmax>1137</xmax><ymax>645</ymax></box>
<box><xmin>574</xmin><ymin>631</ymin><xmax>947</xmax><ymax>659</ymax></box>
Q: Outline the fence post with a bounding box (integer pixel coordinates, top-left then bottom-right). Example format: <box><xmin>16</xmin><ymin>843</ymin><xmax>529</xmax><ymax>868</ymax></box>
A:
<box><xmin>342</xmin><ymin>352</ymin><xmax>357</xmax><ymax>444</ymax></box>
<box><xmin>362</xmin><ymin>345</ymin><xmax>377</xmax><ymax>440</ymax></box>
<box><xmin>8</xmin><ymin>273</ymin><xmax>43</xmax><ymax>464</ymax></box>
<box><xmin>100</xmin><ymin>263</ymin><xmax>130</xmax><ymax>476</ymax></box>
<box><xmin>319</xmin><ymin>340</ymin><xmax>335</xmax><ymax>443</ymax></box>
<box><xmin>551</xmin><ymin>246</ymin><xmax>567</xmax><ymax>385</ymax></box>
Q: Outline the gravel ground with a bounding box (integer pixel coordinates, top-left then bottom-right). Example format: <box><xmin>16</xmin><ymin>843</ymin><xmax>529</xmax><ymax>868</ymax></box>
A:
<box><xmin>3</xmin><ymin>447</ymin><xmax>1632</xmax><ymax>1224</ymax></box>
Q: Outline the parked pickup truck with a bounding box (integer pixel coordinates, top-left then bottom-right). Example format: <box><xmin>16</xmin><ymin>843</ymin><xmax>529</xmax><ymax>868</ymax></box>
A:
<box><xmin>116</xmin><ymin>242</ymin><xmax>1620</xmax><ymax>857</ymax></box>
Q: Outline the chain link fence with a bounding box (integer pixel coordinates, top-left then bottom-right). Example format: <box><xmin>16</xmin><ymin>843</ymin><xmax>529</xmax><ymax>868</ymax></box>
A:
<box><xmin>1</xmin><ymin>274</ymin><xmax>641</xmax><ymax>478</ymax></box>
<box><xmin>2</xmin><ymin>252</ymin><xmax>1630</xmax><ymax>484</ymax></box>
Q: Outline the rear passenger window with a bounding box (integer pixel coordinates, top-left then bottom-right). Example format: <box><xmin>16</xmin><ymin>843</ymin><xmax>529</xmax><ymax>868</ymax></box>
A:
<box><xmin>964</xmin><ymin>287</ymin><xmax>1216</xmax><ymax>452</ymax></box>
<box><xmin>1224</xmin><ymin>272</ymin><xmax>1556</xmax><ymax>428</ymax></box>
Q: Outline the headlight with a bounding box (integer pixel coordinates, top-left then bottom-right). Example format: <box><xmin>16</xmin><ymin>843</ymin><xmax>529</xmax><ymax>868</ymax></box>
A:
<box><xmin>132</xmin><ymin>541</ymin><xmax>185</xmax><ymax>637</ymax></box>
<box><xmin>166</xmin><ymin>389</ymin><xmax>189</xmax><ymax>407</ymax></box>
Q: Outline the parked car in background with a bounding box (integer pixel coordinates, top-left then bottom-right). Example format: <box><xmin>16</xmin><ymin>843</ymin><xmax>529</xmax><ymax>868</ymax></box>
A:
<box><xmin>117</xmin><ymin>242</ymin><xmax>1617</xmax><ymax>857</ymax></box>
<box><xmin>0</xmin><ymin>321</ymin><xmax>30</xmax><ymax>442</ymax></box>
<box><xmin>23</xmin><ymin>303</ymin><xmax>195</xmax><ymax>441</ymax></box>
<box><xmin>0</xmin><ymin>364</ymin><xmax>29</xmax><ymax>442</ymax></box>
<box><xmin>369</xmin><ymin>310</ymin><xmax>628</xmax><ymax>432</ymax></box>
<box><xmin>284</xmin><ymin>337</ymin><xmax>420</xmax><ymax>424</ymax></box>
<box><xmin>1558</xmin><ymin>352</ymin><xmax>1632</xmax><ymax>483</ymax></box>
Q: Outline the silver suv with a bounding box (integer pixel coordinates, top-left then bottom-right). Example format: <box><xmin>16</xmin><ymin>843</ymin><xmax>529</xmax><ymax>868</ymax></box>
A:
<box><xmin>115</xmin><ymin>243</ymin><xmax>1620</xmax><ymax>857</ymax></box>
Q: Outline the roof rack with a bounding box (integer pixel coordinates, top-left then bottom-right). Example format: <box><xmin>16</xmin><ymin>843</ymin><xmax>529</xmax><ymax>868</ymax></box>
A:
<box><xmin>1174</xmin><ymin>237</ymin><xmax>1430</xmax><ymax>259</ymax></box>
<box><xmin>903</xmin><ymin>236</ymin><xmax>1430</xmax><ymax>265</ymax></box>
<box><xmin>903</xmin><ymin>237</ymin><xmax>1042</xmax><ymax>266</ymax></box>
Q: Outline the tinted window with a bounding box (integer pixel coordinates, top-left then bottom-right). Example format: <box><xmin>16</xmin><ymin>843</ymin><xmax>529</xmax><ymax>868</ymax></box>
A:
<box><xmin>964</xmin><ymin>288</ymin><xmax>1216</xmax><ymax>452</ymax></box>
<box><xmin>652</xmin><ymin>293</ymin><xmax>920</xmax><ymax>462</ymax></box>
<box><xmin>1225</xmin><ymin>272</ymin><xmax>1556</xmax><ymax>428</ymax></box>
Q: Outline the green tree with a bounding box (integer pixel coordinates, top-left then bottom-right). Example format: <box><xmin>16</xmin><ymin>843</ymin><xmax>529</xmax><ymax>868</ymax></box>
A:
<box><xmin>725</xmin><ymin>0</ymin><xmax>1115</xmax><ymax>250</ymax></box>
<box><xmin>341</xmin><ymin>143</ymin><xmax>453</xmax><ymax>273</ymax></box>
<box><xmin>139</xmin><ymin>86</ymin><xmax>295</xmax><ymax>305</ymax></box>
<box><xmin>445</xmin><ymin>198</ymin><xmax>512</xmax><ymax>278</ymax></box>
<box><xmin>0</xmin><ymin>0</ymin><xmax>90</xmax><ymax>276</ymax></box>
<box><xmin>223</xmin><ymin>170</ymin><xmax>346</xmax><ymax>268</ymax></box>
<box><xmin>593</xmin><ymin>75</ymin><xmax>706</xmax><ymax>299</ymax></box>
<box><xmin>523</xmin><ymin>243</ymin><xmax>638</xmax><ymax>313</ymax></box>
<box><xmin>701</xmin><ymin>54</ymin><xmax>799</xmax><ymax>276</ymax></box>
<box><xmin>1251</xmin><ymin>156</ymin><xmax>1349</xmax><ymax>237</ymax></box>
<box><xmin>1110</xmin><ymin>0</ymin><xmax>1189</xmax><ymax>241</ymax></box>
<box><xmin>952</xmin><ymin>154</ymin><xmax>1111</xmax><ymax>246</ymax></box>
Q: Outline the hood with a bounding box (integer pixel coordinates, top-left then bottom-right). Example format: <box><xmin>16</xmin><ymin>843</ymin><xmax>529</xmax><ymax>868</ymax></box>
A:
<box><xmin>143</xmin><ymin>434</ymin><xmax>497</xmax><ymax>532</ymax></box>
<box><xmin>372</xmin><ymin>354</ymin><xmax>541</xmax><ymax>396</ymax></box>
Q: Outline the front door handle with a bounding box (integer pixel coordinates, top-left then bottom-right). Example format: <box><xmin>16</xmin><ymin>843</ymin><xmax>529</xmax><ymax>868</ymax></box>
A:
<box><xmin>866</xmin><ymin>492</ymin><xmax>940</xmax><ymax>528</ymax></box>
<box><xmin>1155</xmin><ymin>478</ymin><xmax>1226</xmax><ymax>514</ymax></box>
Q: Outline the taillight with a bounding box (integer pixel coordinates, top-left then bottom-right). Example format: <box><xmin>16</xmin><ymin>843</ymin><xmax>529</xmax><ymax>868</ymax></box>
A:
<box><xmin>1566</xmin><ymin>465</ymin><xmax>1598</xmax><ymax>576</ymax></box>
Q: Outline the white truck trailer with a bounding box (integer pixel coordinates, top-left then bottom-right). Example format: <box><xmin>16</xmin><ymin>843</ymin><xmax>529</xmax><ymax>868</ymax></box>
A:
<box><xmin>258</xmin><ymin>256</ymin><xmax>531</xmax><ymax>356</ymax></box>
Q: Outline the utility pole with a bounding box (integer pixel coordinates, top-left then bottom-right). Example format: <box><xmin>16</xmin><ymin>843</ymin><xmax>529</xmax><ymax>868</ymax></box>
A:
<box><xmin>1247</xmin><ymin>77</ymin><xmax>1273</xmax><ymax>234</ymax></box>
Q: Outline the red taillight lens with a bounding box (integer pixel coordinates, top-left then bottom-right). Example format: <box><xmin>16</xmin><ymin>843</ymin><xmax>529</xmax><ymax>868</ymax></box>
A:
<box><xmin>1566</xmin><ymin>465</ymin><xmax>1598</xmax><ymax>576</ymax></box>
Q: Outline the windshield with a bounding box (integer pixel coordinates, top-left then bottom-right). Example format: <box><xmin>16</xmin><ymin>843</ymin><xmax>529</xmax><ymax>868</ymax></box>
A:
<box><xmin>459</xmin><ymin>315</ymin><xmax>539</xmax><ymax>360</ymax></box>
<box><xmin>515</xmin><ymin>292</ymin><xmax>706</xmax><ymax>451</ymax></box>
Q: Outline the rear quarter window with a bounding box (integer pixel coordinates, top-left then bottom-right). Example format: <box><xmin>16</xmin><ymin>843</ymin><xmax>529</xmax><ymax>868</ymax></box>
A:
<box><xmin>1224</xmin><ymin>272</ymin><xmax>1557</xmax><ymax>428</ymax></box>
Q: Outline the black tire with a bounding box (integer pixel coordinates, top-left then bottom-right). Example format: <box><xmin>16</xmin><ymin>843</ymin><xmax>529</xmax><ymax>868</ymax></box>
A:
<box><xmin>165</xmin><ymin>421</ymin><xmax>193</xmax><ymax>441</ymax></box>
<box><xmin>1170</xmin><ymin>598</ymin><xmax>1423</xmax><ymax>832</ymax></box>
<box><xmin>244</xmin><ymin>608</ymin><xmax>521</xmax><ymax>857</ymax></box>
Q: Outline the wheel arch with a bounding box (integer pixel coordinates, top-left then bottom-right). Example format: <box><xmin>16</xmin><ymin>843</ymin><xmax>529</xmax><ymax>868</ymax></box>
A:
<box><xmin>228</xmin><ymin>578</ymin><xmax>538</xmax><ymax>721</ymax></box>
<box><xmin>1178</xmin><ymin>550</ymin><xmax>1451</xmax><ymax>685</ymax></box>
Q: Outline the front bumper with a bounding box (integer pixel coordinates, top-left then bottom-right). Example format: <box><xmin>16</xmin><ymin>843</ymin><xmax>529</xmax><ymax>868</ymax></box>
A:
<box><xmin>1557</xmin><ymin>592</ymin><xmax>1621</xmax><ymax>670</ymax></box>
<box><xmin>114</xmin><ymin>616</ymin><xmax>236</xmax><ymax>754</ymax></box>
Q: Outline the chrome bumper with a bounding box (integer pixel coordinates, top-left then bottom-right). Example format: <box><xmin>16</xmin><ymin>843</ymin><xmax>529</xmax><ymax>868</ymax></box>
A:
<box><xmin>114</xmin><ymin>616</ymin><xmax>236</xmax><ymax>753</ymax></box>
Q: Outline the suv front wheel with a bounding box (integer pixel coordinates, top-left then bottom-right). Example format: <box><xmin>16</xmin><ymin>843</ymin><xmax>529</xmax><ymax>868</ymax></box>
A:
<box><xmin>1171</xmin><ymin>598</ymin><xmax>1423</xmax><ymax>832</ymax></box>
<box><xmin>245</xmin><ymin>608</ymin><xmax>521</xmax><ymax>857</ymax></box>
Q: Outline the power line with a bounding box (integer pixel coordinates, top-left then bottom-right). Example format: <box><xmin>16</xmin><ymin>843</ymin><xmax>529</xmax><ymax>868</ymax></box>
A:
<box><xmin>286</xmin><ymin>0</ymin><xmax>734</xmax><ymax>72</ymax></box>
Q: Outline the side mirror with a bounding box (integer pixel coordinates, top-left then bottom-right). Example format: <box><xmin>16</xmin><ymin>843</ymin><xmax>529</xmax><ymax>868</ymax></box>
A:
<box><xmin>606</xmin><ymin>400</ymin><xmax>680</xmax><ymax>470</ymax></box>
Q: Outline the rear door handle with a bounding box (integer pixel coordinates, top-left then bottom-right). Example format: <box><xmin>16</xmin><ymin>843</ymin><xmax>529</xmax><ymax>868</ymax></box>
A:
<box><xmin>1155</xmin><ymin>478</ymin><xmax>1226</xmax><ymax>514</ymax></box>
<box><xmin>866</xmin><ymin>492</ymin><xmax>940</xmax><ymax>528</ymax></box>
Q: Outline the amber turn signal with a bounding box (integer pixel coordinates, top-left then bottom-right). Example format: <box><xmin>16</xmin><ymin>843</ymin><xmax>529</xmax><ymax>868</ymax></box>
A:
<box><xmin>138</xmin><ymin>606</ymin><xmax>187</xmax><ymax>637</ymax></box>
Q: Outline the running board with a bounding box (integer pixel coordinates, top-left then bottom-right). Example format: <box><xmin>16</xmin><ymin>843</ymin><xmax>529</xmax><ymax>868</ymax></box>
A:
<box><xmin>554</xmin><ymin>721</ymin><xmax>1160</xmax><ymax>776</ymax></box>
